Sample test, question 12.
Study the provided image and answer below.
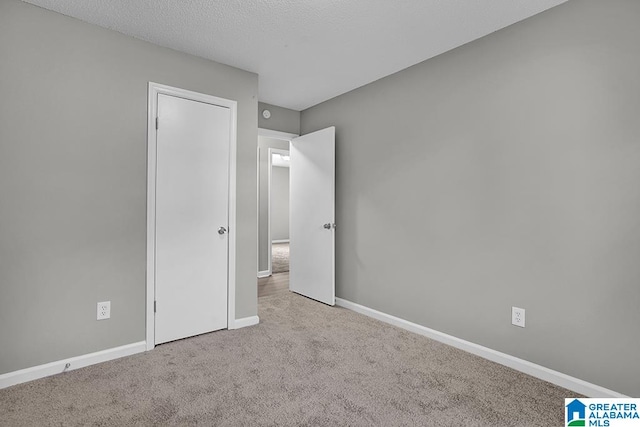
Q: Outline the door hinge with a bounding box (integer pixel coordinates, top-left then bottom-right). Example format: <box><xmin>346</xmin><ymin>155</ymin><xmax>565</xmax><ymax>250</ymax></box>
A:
<box><xmin>155</xmin><ymin>117</ymin><xmax>159</xmax><ymax>130</ymax></box>
<box><xmin>154</xmin><ymin>300</ymin><xmax>157</xmax><ymax>313</ymax></box>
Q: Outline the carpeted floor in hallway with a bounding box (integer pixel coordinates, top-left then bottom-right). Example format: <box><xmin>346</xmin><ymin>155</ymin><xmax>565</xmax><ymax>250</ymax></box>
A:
<box><xmin>0</xmin><ymin>292</ymin><xmax>575</xmax><ymax>426</ymax></box>
<box><xmin>271</xmin><ymin>242</ymin><xmax>289</xmax><ymax>274</ymax></box>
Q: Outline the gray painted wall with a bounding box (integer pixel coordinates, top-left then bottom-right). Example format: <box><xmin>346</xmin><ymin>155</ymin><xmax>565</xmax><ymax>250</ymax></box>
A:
<box><xmin>301</xmin><ymin>0</ymin><xmax>640</xmax><ymax>397</ymax></box>
<box><xmin>271</xmin><ymin>166</ymin><xmax>290</xmax><ymax>241</ymax></box>
<box><xmin>0</xmin><ymin>0</ymin><xmax>258</xmax><ymax>375</ymax></box>
<box><xmin>257</xmin><ymin>137</ymin><xmax>289</xmax><ymax>272</ymax></box>
<box><xmin>258</xmin><ymin>102</ymin><xmax>300</xmax><ymax>135</ymax></box>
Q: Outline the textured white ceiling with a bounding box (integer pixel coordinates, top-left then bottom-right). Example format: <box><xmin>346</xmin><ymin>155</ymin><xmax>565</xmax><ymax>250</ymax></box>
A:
<box><xmin>22</xmin><ymin>0</ymin><xmax>568</xmax><ymax>111</ymax></box>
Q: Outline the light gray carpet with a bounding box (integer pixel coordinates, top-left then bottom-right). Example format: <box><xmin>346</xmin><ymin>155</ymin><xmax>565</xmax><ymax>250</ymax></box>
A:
<box><xmin>272</xmin><ymin>242</ymin><xmax>289</xmax><ymax>273</ymax></box>
<box><xmin>0</xmin><ymin>292</ymin><xmax>575</xmax><ymax>426</ymax></box>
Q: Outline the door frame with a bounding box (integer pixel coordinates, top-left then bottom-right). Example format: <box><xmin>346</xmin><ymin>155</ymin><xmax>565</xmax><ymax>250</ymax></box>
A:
<box><xmin>146</xmin><ymin>82</ymin><xmax>238</xmax><ymax>350</ymax></box>
<box><xmin>257</xmin><ymin>128</ymin><xmax>298</xmax><ymax>278</ymax></box>
<box><xmin>267</xmin><ymin>147</ymin><xmax>291</xmax><ymax>275</ymax></box>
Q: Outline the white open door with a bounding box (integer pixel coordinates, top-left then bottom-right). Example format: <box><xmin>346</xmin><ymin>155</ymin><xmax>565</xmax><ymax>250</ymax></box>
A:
<box><xmin>289</xmin><ymin>127</ymin><xmax>335</xmax><ymax>305</ymax></box>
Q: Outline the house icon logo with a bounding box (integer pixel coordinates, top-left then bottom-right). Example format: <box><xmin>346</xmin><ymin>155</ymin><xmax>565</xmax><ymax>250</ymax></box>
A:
<box><xmin>566</xmin><ymin>399</ymin><xmax>587</xmax><ymax>426</ymax></box>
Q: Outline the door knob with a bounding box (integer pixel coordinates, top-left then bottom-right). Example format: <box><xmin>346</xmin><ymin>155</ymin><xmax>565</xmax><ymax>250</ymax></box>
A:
<box><xmin>218</xmin><ymin>226</ymin><xmax>227</xmax><ymax>235</ymax></box>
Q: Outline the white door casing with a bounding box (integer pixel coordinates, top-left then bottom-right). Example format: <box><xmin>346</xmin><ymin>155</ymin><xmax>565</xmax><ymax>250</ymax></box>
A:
<box><xmin>289</xmin><ymin>127</ymin><xmax>336</xmax><ymax>305</ymax></box>
<box><xmin>147</xmin><ymin>83</ymin><xmax>237</xmax><ymax>349</ymax></box>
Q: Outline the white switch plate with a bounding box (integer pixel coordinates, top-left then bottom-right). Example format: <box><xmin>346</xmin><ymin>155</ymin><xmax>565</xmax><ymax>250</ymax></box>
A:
<box><xmin>97</xmin><ymin>301</ymin><xmax>111</xmax><ymax>320</ymax></box>
<box><xmin>512</xmin><ymin>306</ymin><xmax>525</xmax><ymax>328</ymax></box>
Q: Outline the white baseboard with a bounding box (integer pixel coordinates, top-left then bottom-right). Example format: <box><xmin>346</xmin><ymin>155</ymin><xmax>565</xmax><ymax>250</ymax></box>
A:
<box><xmin>258</xmin><ymin>270</ymin><xmax>271</xmax><ymax>278</ymax></box>
<box><xmin>335</xmin><ymin>298</ymin><xmax>627</xmax><ymax>398</ymax></box>
<box><xmin>0</xmin><ymin>341</ymin><xmax>146</xmax><ymax>390</ymax></box>
<box><xmin>0</xmin><ymin>316</ymin><xmax>262</xmax><ymax>389</ymax></box>
<box><xmin>230</xmin><ymin>315</ymin><xmax>260</xmax><ymax>330</ymax></box>
<box><xmin>272</xmin><ymin>239</ymin><xmax>289</xmax><ymax>244</ymax></box>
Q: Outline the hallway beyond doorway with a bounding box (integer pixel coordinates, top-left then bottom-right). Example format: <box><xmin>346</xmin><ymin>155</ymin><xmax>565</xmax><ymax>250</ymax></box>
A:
<box><xmin>272</xmin><ymin>242</ymin><xmax>289</xmax><ymax>274</ymax></box>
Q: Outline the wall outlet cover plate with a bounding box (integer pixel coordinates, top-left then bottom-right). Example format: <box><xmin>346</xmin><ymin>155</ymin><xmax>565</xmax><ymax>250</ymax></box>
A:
<box><xmin>512</xmin><ymin>306</ymin><xmax>525</xmax><ymax>328</ymax></box>
<box><xmin>97</xmin><ymin>301</ymin><xmax>111</xmax><ymax>320</ymax></box>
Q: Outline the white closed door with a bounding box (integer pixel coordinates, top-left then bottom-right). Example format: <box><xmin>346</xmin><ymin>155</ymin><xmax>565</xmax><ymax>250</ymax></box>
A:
<box><xmin>289</xmin><ymin>127</ymin><xmax>335</xmax><ymax>305</ymax></box>
<box><xmin>155</xmin><ymin>93</ymin><xmax>230</xmax><ymax>344</ymax></box>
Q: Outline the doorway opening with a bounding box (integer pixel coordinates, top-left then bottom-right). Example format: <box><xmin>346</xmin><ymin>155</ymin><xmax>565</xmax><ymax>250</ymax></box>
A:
<box><xmin>257</xmin><ymin>127</ymin><xmax>336</xmax><ymax>305</ymax></box>
<box><xmin>257</xmin><ymin>130</ymin><xmax>297</xmax><ymax>297</ymax></box>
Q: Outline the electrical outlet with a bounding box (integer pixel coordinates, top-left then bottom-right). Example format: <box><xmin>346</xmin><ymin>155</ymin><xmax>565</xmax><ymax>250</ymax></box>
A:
<box><xmin>97</xmin><ymin>301</ymin><xmax>111</xmax><ymax>320</ymax></box>
<box><xmin>512</xmin><ymin>306</ymin><xmax>525</xmax><ymax>328</ymax></box>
